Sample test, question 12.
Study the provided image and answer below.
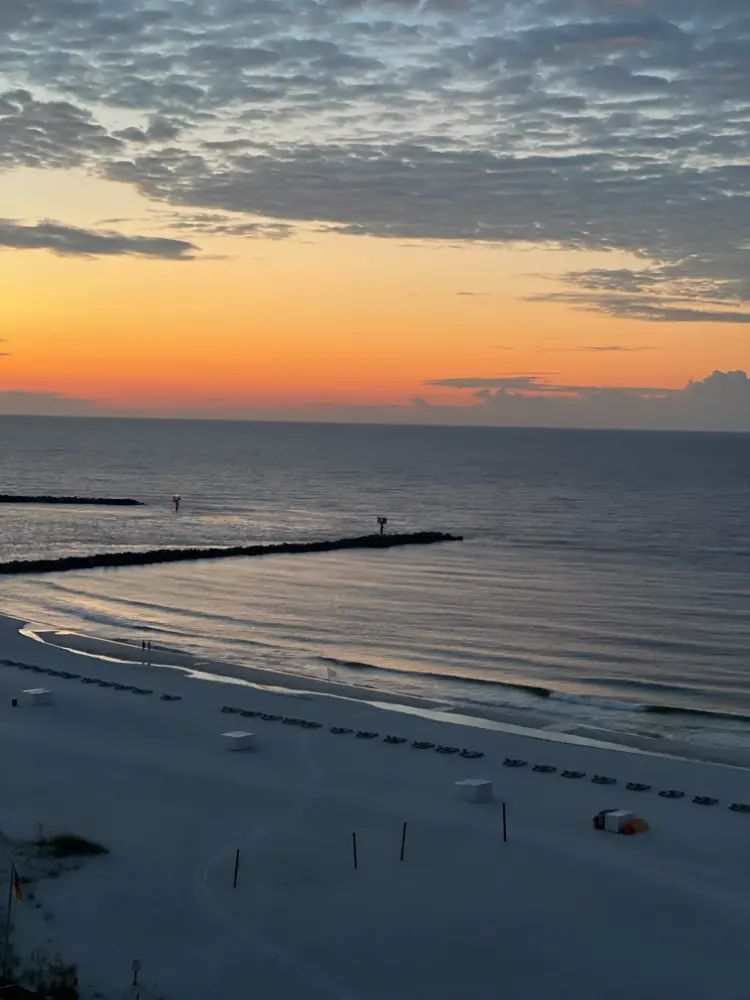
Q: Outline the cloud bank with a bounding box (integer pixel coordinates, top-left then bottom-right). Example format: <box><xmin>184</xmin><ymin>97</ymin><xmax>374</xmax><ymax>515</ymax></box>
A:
<box><xmin>0</xmin><ymin>390</ymin><xmax>96</xmax><ymax>416</ymax></box>
<box><xmin>0</xmin><ymin>0</ymin><xmax>747</xmax><ymax>316</ymax></box>
<box><xmin>2</xmin><ymin>371</ymin><xmax>749</xmax><ymax>431</ymax></box>
<box><xmin>416</xmin><ymin>370</ymin><xmax>750</xmax><ymax>430</ymax></box>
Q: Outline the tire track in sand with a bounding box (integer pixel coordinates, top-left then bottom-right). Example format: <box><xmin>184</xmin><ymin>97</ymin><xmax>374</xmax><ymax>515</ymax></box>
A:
<box><xmin>193</xmin><ymin>729</ymin><xmax>362</xmax><ymax>1000</ymax></box>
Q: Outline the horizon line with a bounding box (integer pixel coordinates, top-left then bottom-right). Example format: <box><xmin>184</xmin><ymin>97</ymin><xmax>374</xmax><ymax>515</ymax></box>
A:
<box><xmin>0</xmin><ymin>413</ymin><xmax>748</xmax><ymax>436</ymax></box>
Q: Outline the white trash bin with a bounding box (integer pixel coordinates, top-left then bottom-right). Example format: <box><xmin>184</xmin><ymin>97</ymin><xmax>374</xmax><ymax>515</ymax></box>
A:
<box><xmin>221</xmin><ymin>731</ymin><xmax>256</xmax><ymax>751</ymax></box>
<box><xmin>23</xmin><ymin>688</ymin><xmax>53</xmax><ymax>706</ymax></box>
<box><xmin>455</xmin><ymin>778</ymin><xmax>493</xmax><ymax>803</ymax></box>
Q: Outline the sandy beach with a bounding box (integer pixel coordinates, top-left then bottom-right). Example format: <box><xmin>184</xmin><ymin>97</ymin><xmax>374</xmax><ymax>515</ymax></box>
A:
<box><xmin>2</xmin><ymin>610</ymin><xmax>750</xmax><ymax>999</ymax></box>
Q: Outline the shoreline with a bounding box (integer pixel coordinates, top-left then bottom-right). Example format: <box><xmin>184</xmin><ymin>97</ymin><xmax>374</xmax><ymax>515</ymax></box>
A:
<box><xmin>9</xmin><ymin>612</ymin><xmax>750</xmax><ymax>770</ymax></box>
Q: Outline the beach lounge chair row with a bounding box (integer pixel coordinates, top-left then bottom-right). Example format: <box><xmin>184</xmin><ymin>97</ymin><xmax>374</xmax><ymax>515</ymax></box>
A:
<box><xmin>219</xmin><ymin>705</ymin><xmax>485</xmax><ymax>758</ymax></box>
<box><xmin>0</xmin><ymin>658</ymin><xmax>179</xmax><ymax>701</ymax></box>
<box><xmin>501</xmin><ymin>755</ymin><xmax>734</xmax><ymax>808</ymax></box>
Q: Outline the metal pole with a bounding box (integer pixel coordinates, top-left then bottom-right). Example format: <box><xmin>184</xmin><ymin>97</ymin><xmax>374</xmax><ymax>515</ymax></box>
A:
<box><xmin>352</xmin><ymin>832</ymin><xmax>358</xmax><ymax>870</ymax></box>
<box><xmin>233</xmin><ymin>849</ymin><xmax>240</xmax><ymax>889</ymax></box>
<box><xmin>400</xmin><ymin>822</ymin><xmax>408</xmax><ymax>862</ymax></box>
<box><xmin>2</xmin><ymin>864</ymin><xmax>15</xmax><ymax>983</ymax></box>
<box><xmin>502</xmin><ymin>802</ymin><xmax>507</xmax><ymax>843</ymax></box>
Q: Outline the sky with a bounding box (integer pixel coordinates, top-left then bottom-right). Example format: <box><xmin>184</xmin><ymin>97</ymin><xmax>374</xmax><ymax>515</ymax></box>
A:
<box><xmin>1</xmin><ymin>0</ymin><xmax>749</xmax><ymax>429</ymax></box>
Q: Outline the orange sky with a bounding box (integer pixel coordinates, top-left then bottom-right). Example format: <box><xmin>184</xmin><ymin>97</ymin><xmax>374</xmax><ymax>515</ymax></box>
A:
<box><xmin>2</xmin><ymin>0</ymin><xmax>749</xmax><ymax>428</ymax></box>
<box><xmin>1</xmin><ymin>169</ymin><xmax>748</xmax><ymax>416</ymax></box>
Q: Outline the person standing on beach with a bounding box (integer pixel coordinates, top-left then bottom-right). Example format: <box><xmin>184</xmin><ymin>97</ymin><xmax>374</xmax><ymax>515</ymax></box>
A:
<box><xmin>172</xmin><ymin>494</ymin><xmax>180</xmax><ymax>513</ymax></box>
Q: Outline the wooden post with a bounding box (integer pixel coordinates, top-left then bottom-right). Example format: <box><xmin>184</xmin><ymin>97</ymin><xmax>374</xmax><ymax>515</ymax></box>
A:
<box><xmin>233</xmin><ymin>849</ymin><xmax>241</xmax><ymax>889</ymax></box>
<box><xmin>502</xmin><ymin>802</ymin><xmax>507</xmax><ymax>843</ymax></box>
<box><xmin>400</xmin><ymin>822</ymin><xmax>408</xmax><ymax>862</ymax></box>
<box><xmin>352</xmin><ymin>832</ymin><xmax>358</xmax><ymax>870</ymax></box>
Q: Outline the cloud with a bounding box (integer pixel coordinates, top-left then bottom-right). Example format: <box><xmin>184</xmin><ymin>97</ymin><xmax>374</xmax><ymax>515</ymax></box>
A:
<box><xmin>163</xmin><ymin>212</ymin><xmax>295</xmax><ymax>239</ymax></box>
<box><xmin>0</xmin><ymin>0</ymin><xmax>748</xmax><ymax>317</ymax></box>
<box><xmin>540</xmin><ymin>344</ymin><xmax>654</xmax><ymax>352</ymax></box>
<box><xmin>531</xmin><ymin>262</ymin><xmax>750</xmax><ymax>322</ymax></box>
<box><xmin>0</xmin><ymin>219</ymin><xmax>197</xmax><ymax>258</ymax></box>
<box><xmin>4</xmin><ymin>369</ymin><xmax>749</xmax><ymax>430</ymax></box>
<box><xmin>415</xmin><ymin>369</ymin><xmax>750</xmax><ymax>430</ymax></box>
<box><xmin>427</xmin><ymin>375</ymin><xmax>565</xmax><ymax>391</ymax></box>
<box><xmin>101</xmin><ymin>139</ymin><xmax>750</xmax><ymax>322</ymax></box>
<box><xmin>579</xmin><ymin>345</ymin><xmax>654</xmax><ymax>352</ymax></box>
<box><xmin>0</xmin><ymin>89</ymin><xmax>122</xmax><ymax>170</ymax></box>
<box><xmin>113</xmin><ymin>115</ymin><xmax>186</xmax><ymax>144</ymax></box>
<box><xmin>530</xmin><ymin>292</ymin><xmax>750</xmax><ymax>324</ymax></box>
<box><xmin>166</xmin><ymin>368</ymin><xmax>750</xmax><ymax>430</ymax></box>
<box><xmin>620</xmin><ymin>307</ymin><xmax>750</xmax><ymax>324</ymax></box>
<box><xmin>0</xmin><ymin>390</ymin><xmax>96</xmax><ymax>415</ymax></box>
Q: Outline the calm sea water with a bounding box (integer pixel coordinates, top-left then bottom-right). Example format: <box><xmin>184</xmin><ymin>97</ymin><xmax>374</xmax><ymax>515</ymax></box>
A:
<box><xmin>2</xmin><ymin>416</ymin><xmax>750</xmax><ymax>748</ymax></box>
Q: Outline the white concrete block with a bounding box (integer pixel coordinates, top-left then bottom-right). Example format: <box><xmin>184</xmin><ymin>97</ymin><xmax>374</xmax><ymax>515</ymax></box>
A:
<box><xmin>604</xmin><ymin>809</ymin><xmax>634</xmax><ymax>833</ymax></box>
<box><xmin>23</xmin><ymin>688</ymin><xmax>53</xmax><ymax>706</ymax></box>
<box><xmin>455</xmin><ymin>778</ymin><xmax>493</xmax><ymax>803</ymax></box>
<box><xmin>221</xmin><ymin>730</ymin><xmax>256</xmax><ymax>751</ymax></box>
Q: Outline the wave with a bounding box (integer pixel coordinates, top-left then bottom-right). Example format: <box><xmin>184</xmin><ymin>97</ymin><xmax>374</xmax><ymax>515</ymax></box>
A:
<box><xmin>642</xmin><ymin>705</ymin><xmax>750</xmax><ymax>723</ymax></box>
<box><xmin>507</xmin><ymin>536</ymin><xmax>750</xmax><ymax>563</ymax></box>
<box><xmin>316</xmin><ymin>655</ymin><xmax>750</xmax><ymax>726</ymax></box>
<box><xmin>547</xmin><ymin>690</ymin><xmax>639</xmax><ymax>712</ymax></box>
<box><xmin>317</xmin><ymin>655</ymin><xmax>553</xmax><ymax>697</ymax></box>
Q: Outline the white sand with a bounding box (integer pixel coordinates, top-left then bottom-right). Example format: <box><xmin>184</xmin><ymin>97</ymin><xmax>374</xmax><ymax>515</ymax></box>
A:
<box><xmin>2</xmin><ymin>611</ymin><xmax>750</xmax><ymax>999</ymax></box>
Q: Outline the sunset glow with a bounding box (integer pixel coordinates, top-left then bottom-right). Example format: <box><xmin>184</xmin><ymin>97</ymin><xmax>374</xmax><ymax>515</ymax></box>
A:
<box><xmin>1</xmin><ymin>0</ymin><xmax>749</xmax><ymax>427</ymax></box>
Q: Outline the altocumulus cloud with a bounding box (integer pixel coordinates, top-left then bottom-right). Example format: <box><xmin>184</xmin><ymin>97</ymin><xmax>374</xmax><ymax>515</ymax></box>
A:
<box><xmin>0</xmin><ymin>220</ymin><xmax>197</xmax><ymax>258</ymax></box>
<box><xmin>0</xmin><ymin>0</ymin><xmax>748</xmax><ymax>316</ymax></box>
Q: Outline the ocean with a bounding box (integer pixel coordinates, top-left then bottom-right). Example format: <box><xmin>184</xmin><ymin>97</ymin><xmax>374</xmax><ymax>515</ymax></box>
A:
<box><xmin>2</xmin><ymin>415</ymin><xmax>749</xmax><ymax>749</ymax></box>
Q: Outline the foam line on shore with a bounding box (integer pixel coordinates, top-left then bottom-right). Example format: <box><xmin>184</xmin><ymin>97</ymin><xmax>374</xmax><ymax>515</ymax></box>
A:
<box><xmin>15</xmin><ymin>616</ymin><xmax>750</xmax><ymax>770</ymax></box>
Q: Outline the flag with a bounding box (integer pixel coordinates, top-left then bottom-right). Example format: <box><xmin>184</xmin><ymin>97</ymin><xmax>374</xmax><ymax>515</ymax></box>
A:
<box><xmin>11</xmin><ymin>867</ymin><xmax>22</xmax><ymax>904</ymax></box>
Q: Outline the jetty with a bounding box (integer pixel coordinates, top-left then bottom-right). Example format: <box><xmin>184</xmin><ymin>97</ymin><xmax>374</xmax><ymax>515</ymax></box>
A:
<box><xmin>0</xmin><ymin>531</ymin><xmax>462</xmax><ymax>576</ymax></box>
<box><xmin>0</xmin><ymin>494</ymin><xmax>143</xmax><ymax>506</ymax></box>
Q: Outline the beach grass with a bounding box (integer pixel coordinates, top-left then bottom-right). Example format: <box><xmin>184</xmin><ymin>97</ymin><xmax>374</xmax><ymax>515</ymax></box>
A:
<box><xmin>35</xmin><ymin>834</ymin><xmax>109</xmax><ymax>859</ymax></box>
